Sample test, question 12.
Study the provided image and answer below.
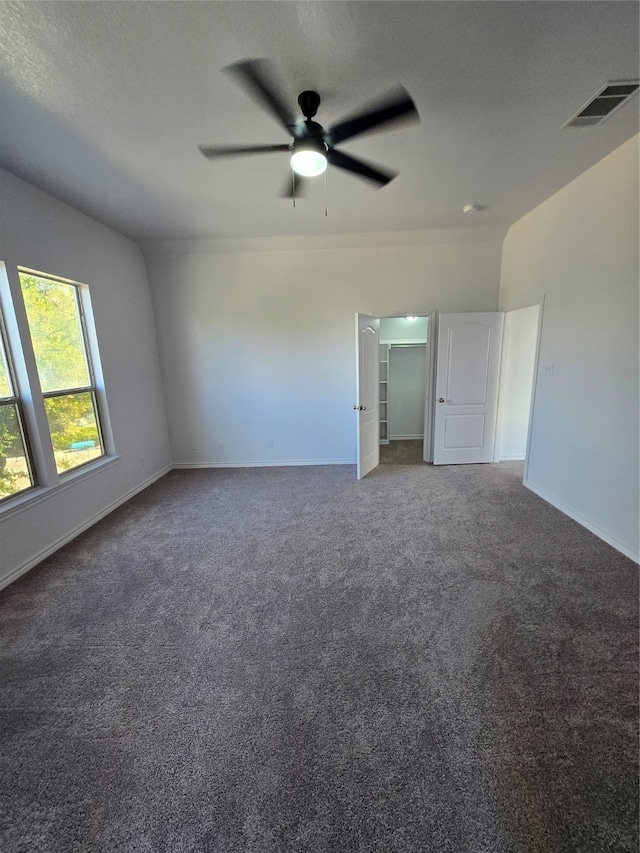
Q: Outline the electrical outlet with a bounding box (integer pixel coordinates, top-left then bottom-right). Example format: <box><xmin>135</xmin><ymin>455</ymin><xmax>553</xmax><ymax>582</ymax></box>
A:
<box><xmin>140</xmin><ymin>455</ymin><xmax>145</xmax><ymax>467</ymax></box>
<box><xmin>218</xmin><ymin>440</ymin><xmax>224</xmax><ymax>449</ymax></box>
<box><xmin>268</xmin><ymin>440</ymin><xmax>274</xmax><ymax>448</ymax></box>
<box><xmin>543</xmin><ymin>363</ymin><xmax>555</xmax><ymax>376</ymax></box>
<box><xmin>191</xmin><ymin>441</ymin><xmax>197</xmax><ymax>450</ymax></box>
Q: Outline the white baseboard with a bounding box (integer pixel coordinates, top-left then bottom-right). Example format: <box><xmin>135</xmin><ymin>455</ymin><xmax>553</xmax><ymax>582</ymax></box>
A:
<box><xmin>499</xmin><ymin>454</ymin><xmax>526</xmax><ymax>461</ymax></box>
<box><xmin>174</xmin><ymin>458</ymin><xmax>356</xmax><ymax>469</ymax></box>
<box><xmin>524</xmin><ymin>478</ymin><xmax>639</xmax><ymax>563</ymax></box>
<box><xmin>0</xmin><ymin>465</ymin><xmax>172</xmax><ymax>591</ymax></box>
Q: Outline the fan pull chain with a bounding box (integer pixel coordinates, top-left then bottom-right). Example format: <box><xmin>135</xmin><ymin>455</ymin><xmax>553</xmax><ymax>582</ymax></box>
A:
<box><xmin>324</xmin><ymin>168</ymin><xmax>328</xmax><ymax>217</ymax></box>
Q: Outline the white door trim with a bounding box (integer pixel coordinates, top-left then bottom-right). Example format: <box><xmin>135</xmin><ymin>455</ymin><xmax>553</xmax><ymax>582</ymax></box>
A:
<box><xmin>522</xmin><ymin>295</ymin><xmax>545</xmax><ymax>485</ymax></box>
<box><xmin>423</xmin><ymin>311</ymin><xmax>436</xmax><ymax>462</ymax></box>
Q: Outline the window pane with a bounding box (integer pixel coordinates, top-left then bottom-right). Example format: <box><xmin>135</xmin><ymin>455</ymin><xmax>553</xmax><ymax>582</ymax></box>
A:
<box><xmin>20</xmin><ymin>273</ymin><xmax>91</xmax><ymax>393</ymax></box>
<box><xmin>44</xmin><ymin>391</ymin><xmax>104</xmax><ymax>474</ymax></box>
<box><xmin>0</xmin><ymin>403</ymin><xmax>34</xmax><ymax>498</ymax></box>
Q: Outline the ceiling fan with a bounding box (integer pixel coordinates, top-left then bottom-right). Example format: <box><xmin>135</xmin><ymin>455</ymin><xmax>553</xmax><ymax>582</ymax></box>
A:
<box><xmin>198</xmin><ymin>59</ymin><xmax>420</xmax><ymax>195</ymax></box>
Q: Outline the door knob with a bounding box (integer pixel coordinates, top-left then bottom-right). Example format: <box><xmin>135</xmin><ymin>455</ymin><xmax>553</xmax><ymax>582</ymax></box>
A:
<box><xmin>353</xmin><ymin>405</ymin><xmax>367</xmax><ymax>411</ymax></box>
<box><xmin>438</xmin><ymin>397</ymin><xmax>445</xmax><ymax>403</ymax></box>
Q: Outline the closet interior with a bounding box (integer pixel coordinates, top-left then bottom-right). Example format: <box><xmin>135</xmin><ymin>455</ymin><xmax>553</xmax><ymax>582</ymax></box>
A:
<box><xmin>379</xmin><ymin>317</ymin><xmax>429</xmax><ymax>445</ymax></box>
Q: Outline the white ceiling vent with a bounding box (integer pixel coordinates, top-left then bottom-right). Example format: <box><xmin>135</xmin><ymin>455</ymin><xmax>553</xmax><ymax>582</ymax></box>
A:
<box><xmin>564</xmin><ymin>81</ymin><xmax>639</xmax><ymax>128</ymax></box>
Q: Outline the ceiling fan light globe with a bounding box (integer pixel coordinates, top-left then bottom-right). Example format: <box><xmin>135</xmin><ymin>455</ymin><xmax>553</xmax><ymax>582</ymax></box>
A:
<box><xmin>290</xmin><ymin>150</ymin><xmax>327</xmax><ymax>177</ymax></box>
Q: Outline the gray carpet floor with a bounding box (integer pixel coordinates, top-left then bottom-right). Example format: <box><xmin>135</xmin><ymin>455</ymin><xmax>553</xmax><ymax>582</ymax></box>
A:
<box><xmin>380</xmin><ymin>440</ymin><xmax>425</xmax><ymax>465</ymax></box>
<box><xmin>0</xmin><ymin>462</ymin><xmax>637</xmax><ymax>852</ymax></box>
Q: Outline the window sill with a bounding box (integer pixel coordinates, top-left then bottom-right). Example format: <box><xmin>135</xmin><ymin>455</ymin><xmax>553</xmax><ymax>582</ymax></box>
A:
<box><xmin>0</xmin><ymin>454</ymin><xmax>121</xmax><ymax>521</ymax></box>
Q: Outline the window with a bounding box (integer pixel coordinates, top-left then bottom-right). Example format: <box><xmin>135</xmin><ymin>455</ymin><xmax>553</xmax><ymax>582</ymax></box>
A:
<box><xmin>19</xmin><ymin>271</ymin><xmax>105</xmax><ymax>475</ymax></box>
<box><xmin>0</xmin><ymin>262</ymin><xmax>110</xmax><ymax>506</ymax></box>
<box><xmin>0</xmin><ymin>315</ymin><xmax>34</xmax><ymax>500</ymax></box>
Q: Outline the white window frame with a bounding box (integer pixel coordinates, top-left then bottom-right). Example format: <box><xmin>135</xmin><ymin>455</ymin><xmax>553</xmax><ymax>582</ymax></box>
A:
<box><xmin>0</xmin><ymin>261</ymin><xmax>115</xmax><ymax>511</ymax></box>
<box><xmin>0</xmin><ymin>308</ymin><xmax>36</xmax><ymax>501</ymax></box>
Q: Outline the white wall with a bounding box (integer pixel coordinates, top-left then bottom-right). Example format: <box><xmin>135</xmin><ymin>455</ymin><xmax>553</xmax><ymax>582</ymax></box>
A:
<box><xmin>500</xmin><ymin>135</ymin><xmax>639</xmax><ymax>561</ymax></box>
<box><xmin>145</xmin><ymin>230</ymin><xmax>503</xmax><ymax>468</ymax></box>
<box><xmin>388</xmin><ymin>345</ymin><xmax>427</xmax><ymax>439</ymax></box>
<box><xmin>0</xmin><ymin>170</ymin><xmax>172</xmax><ymax>586</ymax></box>
<box><xmin>380</xmin><ymin>316</ymin><xmax>428</xmax><ymax>343</ymax></box>
<box><xmin>496</xmin><ymin>305</ymin><xmax>540</xmax><ymax>460</ymax></box>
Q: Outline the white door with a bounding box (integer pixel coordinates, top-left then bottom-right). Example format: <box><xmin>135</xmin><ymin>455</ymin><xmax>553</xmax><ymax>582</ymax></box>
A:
<box><xmin>355</xmin><ymin>313</ymin><xmax>380</xmax><ymax>479</ymax></box>
<box><xmin>433</xmin><ymin>312</ymin><xmax>504</xmax><ymax>465</ymax></box>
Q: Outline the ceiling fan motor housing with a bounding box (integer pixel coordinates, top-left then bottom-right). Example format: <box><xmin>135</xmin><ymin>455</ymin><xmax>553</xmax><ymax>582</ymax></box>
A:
<box><xmin>298</xmin><ymin>90</ymin><xmax>321</xmax><ymax>119</ymax></box>
<box><xmin>302</xmin><ymin>120</ymin><xmax>325</xmax><ymax>142</ymax></box>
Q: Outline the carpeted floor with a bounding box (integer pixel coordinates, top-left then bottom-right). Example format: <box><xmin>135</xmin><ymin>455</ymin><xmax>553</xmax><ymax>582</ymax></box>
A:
<box><xmin>380</xmin><ymin>439</ymin><xmax>425</xmax><ymax>465</ymax></box>
<box><xmin>0</xmin><ymin>462</ymin><xmax>637</xmax><ymax>852</ymax></box>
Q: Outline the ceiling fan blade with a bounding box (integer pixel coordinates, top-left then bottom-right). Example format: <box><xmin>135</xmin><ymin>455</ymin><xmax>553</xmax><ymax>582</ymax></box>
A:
<box><xmin>199</xmin><ymin>143</ymin><xmax>290</xmax><ymax>159</ymax></box>
<box><xmin>327</xmin><ymin>149</ymin><xmax>398</xmax><ymax>187</ymax></box>
<box><xmin>278</xmin><ymin>173</ymin><xmax>309</xmax><ymax>198</ymax></box>
<box><xmin>224</xmin><ymin>59</ymin><xmax>298</xmax><ymax>134</ymax></box>
<box><xmin>326</xmin><ymin>87</ymin><xmax>419</xmax><ymax>146</ymax></box>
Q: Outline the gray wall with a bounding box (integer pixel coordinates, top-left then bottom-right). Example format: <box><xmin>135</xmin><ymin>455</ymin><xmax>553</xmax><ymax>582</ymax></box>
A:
<box><xmin>0</xmin><ymin>170</ymin><xmax>172</xmax><ymax>586</ymax></box>
<box><xmin>500</xmin><ymin>135</ymin><xmax>639</xmax><ymax>560</ymax></box>
<box><xmin>145</xmin><ymin>231</ymin><xmax>504</xmax><ymax>468</ymax></box>
<box><xmin>388</xmin><ymin>346</ymin><xmax>427</xmax><ymax>440</ymax></box>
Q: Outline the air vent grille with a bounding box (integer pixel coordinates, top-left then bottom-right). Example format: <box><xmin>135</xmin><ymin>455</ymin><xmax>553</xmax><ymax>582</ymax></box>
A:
<box><xmin>600</xmin><ymin>84</ymin><xmax>639</xmax><ymax>97</ymax></box>
<box><xmin>564</xmin><ymin>80</ymin><xmax>639</xmax><ymax>128</ymax></box>
<box><xmin>577</xmin><ymin>95</ymin><xmax>626</xmax><ymax>118</ymax></box>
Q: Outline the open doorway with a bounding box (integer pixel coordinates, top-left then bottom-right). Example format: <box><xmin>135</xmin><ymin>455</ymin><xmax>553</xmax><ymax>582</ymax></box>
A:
<box><xmin>356</xmin><ymin>307</ymin><xmax>542</xmax><ymax>478</ymax></box>
<box><xmin>379</xmin><ymin>316</ymin><xmax>432</xmax><ymax>466</ymax></box>
<box><xmin>495</xmin><ymin>304</ymin><xmax>542</xmax><ymax>468</ymax></box>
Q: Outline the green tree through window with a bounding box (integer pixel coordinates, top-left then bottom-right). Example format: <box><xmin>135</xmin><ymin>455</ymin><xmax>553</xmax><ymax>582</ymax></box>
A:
<box><xmin>0</xmin><ymin>315</ymin><xmax>33</xmax><ymax>498</ymax></box>
<box><xmin>20</xmin><ymin>272</ymin><xmax>104</xmax><ymax>475</ymax></box>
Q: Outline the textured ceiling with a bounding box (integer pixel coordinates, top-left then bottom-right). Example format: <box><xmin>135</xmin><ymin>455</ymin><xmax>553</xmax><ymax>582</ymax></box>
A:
<box><xmin>0</xmin><ymin>1</ymin><xmax>638</xmax><ymax>242</ymax></box>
